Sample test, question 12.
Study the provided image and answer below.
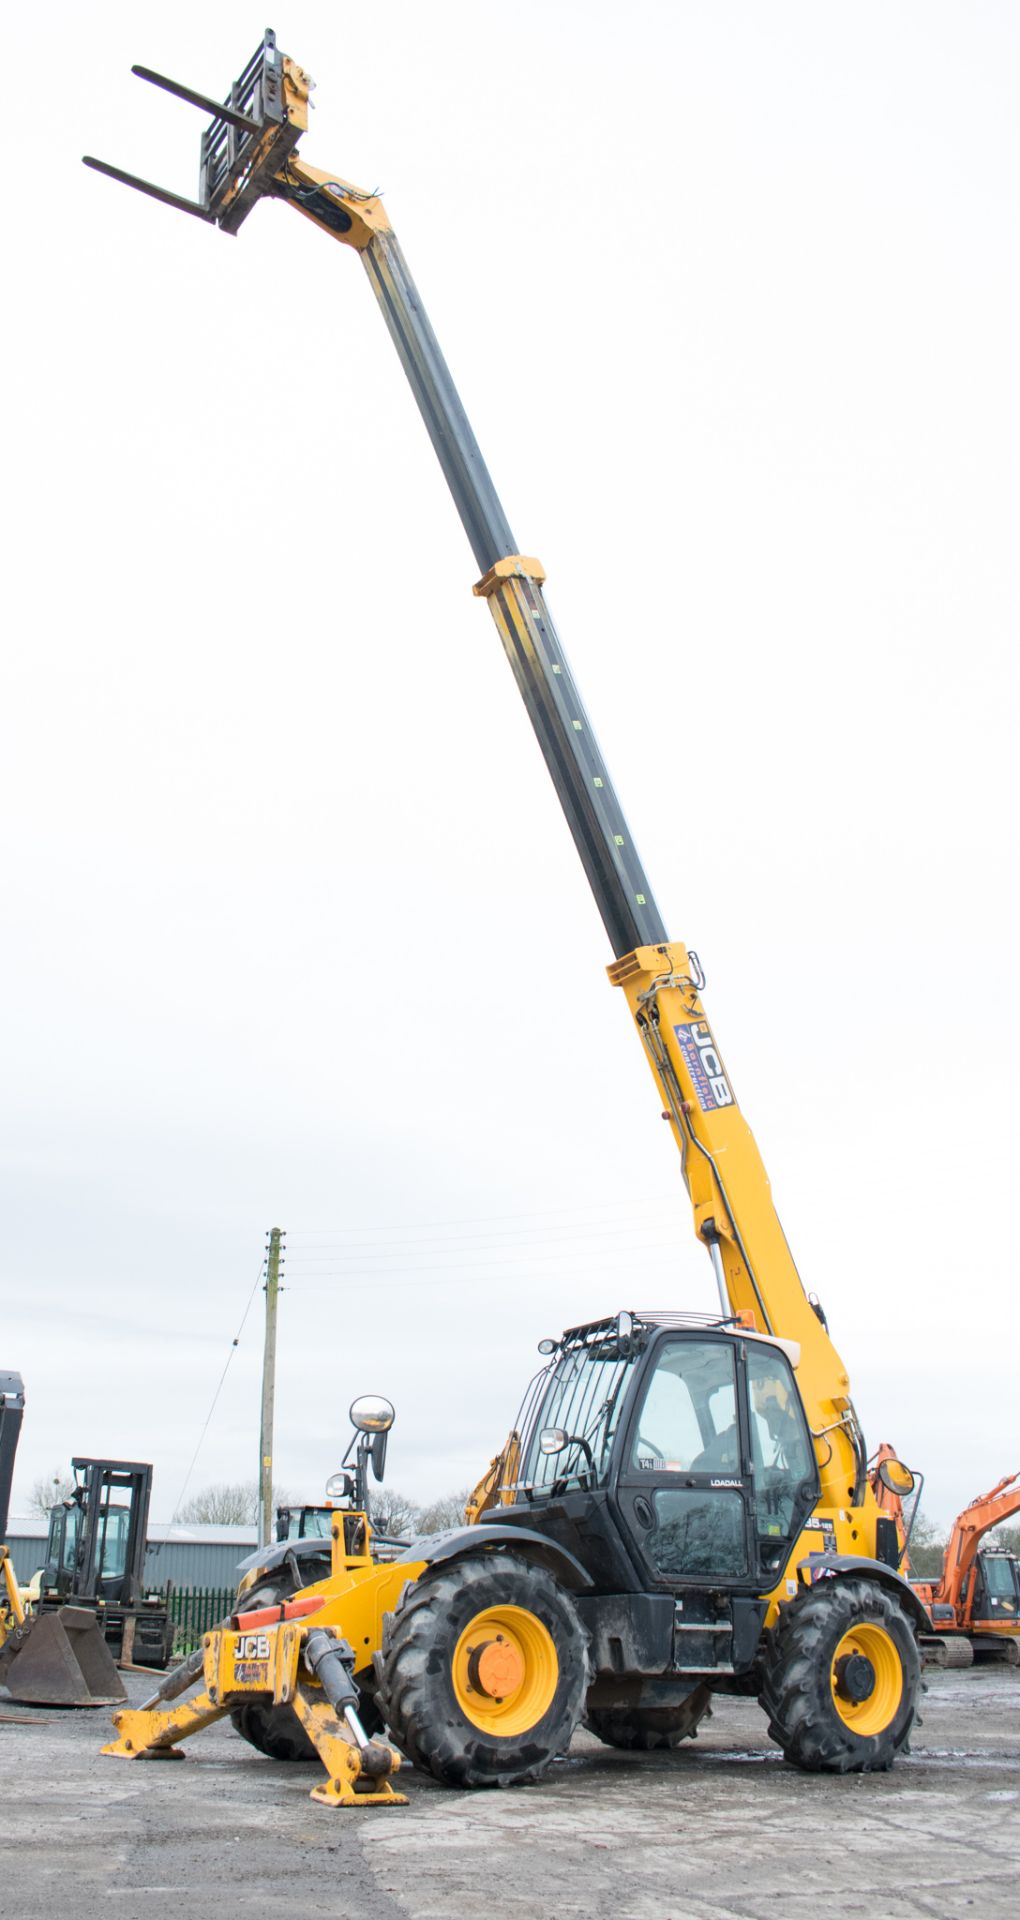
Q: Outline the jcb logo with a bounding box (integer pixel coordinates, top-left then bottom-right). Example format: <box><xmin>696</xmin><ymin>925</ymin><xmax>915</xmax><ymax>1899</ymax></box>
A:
<box><xmin>674</xmin><ymin>1020</ymin><xmax>734</xmax><ymax>1112</ymax></box>
<box><xmin>235</xmin><ymin>1633</ymin><xmax>270</xmax><ymax>1661</ymax></box>
<box><xmin>691</xmin><ymin>1022</ymin><xmax>732</xmax><ymax>1107</ymax></box>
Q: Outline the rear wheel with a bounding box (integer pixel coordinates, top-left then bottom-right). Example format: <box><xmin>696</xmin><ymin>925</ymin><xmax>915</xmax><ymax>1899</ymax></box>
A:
<box><xmin>586</xmin><ymin>1684</ymin><xmax>713</xmax><ymax>1751</ymax></box>
<box><xmin>760</xmin><ymin>1575</ymin><xmax>920</xmax><ymax>1773</ymax></box>
<box><xmin>229</xmin><ymin>1573</ymin><xmax>380</xmax><ymax>1762</ymax></box>
<box><xmin>376</xmin><ymin>1551</ymin><xmax>589</xmax><ymax>1787</ymax></box>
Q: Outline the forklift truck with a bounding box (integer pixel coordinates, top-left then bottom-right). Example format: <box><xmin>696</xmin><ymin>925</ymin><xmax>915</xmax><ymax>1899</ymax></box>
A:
<box><xmin>1</xmin><ymin>1383</ymin><xmax>127</xmax><ymax>1705</ymax></box>
<box><xmin>37</xmin><ymin>1458</ymin><xmax>175</xmax><ymax>1669</ymax></box>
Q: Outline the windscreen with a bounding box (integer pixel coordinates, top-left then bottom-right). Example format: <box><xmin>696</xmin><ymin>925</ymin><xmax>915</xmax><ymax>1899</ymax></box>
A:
<box><xmin>982</xmin><ymin>1556</ymin><xmax>1020</xmax><ymax>1605</ymax></box>
<box><xmin>518</xmin><ymin>1340</ymin><xmax>638</xmax><ymax>1495</ymax></box>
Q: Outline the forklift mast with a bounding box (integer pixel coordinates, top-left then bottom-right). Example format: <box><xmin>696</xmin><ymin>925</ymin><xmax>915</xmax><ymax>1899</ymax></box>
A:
<box><xmin>85</xmin><ymin>33</ymin><xmax>871</xmax><ymax>1518</ymax></box>
<box><xmin>0</xmin><ymin>1372</ymin><xmax>25</xmax><ymax>1542</ymax></box>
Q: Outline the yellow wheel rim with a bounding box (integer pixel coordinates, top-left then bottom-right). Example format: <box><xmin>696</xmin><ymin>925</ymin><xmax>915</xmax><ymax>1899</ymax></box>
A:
<box><xmin>830</xmin><ymin>1622</ymin><xmax>903</xmax><ymax>1735</ymax></box>
<box><xmin>451</xmin><ymin>1604</ymin><xmax>558</xmax><ymax>1737</ymax></box>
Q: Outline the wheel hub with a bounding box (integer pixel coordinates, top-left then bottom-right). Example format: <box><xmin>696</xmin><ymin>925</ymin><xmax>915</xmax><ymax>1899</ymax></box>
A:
<box><xmin>833</xmin><ymin>1650</ymin><xmax>876</xmax><ymax>1704</ymax></box>
<box><xmin>451</xmin><ymin>1602</ymin><xmax>559</xmax><ymax>1736</ymax></box>
<box><xmin>466</xmin><ymin>1636</ymin><xmax>525</xmax><ymax>1701</ymax></box>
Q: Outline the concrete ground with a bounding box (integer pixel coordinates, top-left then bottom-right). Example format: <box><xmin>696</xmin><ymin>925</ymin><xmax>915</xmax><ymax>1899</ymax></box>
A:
<box><xmin>2</xmin><ymin>1667</ymin><xmax>1018</xmax><ymax>1919</ymax></box>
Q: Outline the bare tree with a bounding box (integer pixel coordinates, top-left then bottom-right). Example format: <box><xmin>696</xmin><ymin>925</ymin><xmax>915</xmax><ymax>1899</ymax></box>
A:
<box><xmin>417</xmin><ymin>1488</ymin><xmax>473</xmax><ymax>1533</ymax></box>
<box><xmin>27</xmin><ymin>1471</ymin><xmax>75</xmax><ymax>1517</ymax></box>
<box><xmin>905</xmin><ymin>1509</ymin><xmax>948</xmax><ymax>1580</ymax></box>
<box><xmin>369</xmin><ymin>1488</ymin><xmax>424</xmax><ymax>1540</ymax></box>
<box><xmin>176</xmin><ymin>1481</ymin><xmax>292</xmax><ymax>1526</ymax></box>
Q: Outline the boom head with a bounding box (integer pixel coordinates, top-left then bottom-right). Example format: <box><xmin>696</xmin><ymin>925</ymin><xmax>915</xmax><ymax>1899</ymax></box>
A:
<box><xmin>82</xmin><ymin>28</ymin><xmax>312</xmax><ymax>233</ymax></box>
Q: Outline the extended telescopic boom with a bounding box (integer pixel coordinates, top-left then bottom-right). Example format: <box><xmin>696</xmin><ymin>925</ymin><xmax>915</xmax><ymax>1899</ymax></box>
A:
<box><xmin>85</xmin><ymin>32</ymin><xmax>872</xmax><ymax>1514</ymax></box>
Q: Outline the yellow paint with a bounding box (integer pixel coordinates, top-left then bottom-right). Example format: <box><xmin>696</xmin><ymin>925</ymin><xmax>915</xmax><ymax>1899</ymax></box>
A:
<box><xmin>607</xmin><ymin>942</ymin><xmax>871</xmax><ymax>1518</ymax></box>
<box><xmin>473</xmin><ymin>556</ymin><xmax>547</xmax><ymax>597</ymax></box>
<box><xmin>276</xmin><ymin>156</ymin><xmax>392</xmax><ymax>249</ymax></box>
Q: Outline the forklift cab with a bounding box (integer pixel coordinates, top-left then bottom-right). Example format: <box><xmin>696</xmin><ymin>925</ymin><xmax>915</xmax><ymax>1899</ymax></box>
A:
<box><xmin>42</xmin><ymin>1460</ymin><xmax>152</xmax><ymax>1607</ymax></box>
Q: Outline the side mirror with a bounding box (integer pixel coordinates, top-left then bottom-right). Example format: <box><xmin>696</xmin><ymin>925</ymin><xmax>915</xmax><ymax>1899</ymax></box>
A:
<box><xmin>370</xmin><ymin>1429</ymin><xmax>389</xmax><ymax>1483</ymax></box>
<box><xmin>539</xmin><ymin>1427</ymin><xmax>569</xmax><ymax>1457</ymax></box>
<box><xmin>349</xmin><ymin>1395</ymin><xmax>395</xmax><ymax>1434</ymax></box>
<box><xmin>877</xmin><ymin>1458</ymin><xmax>915</xmax><ymax>1496</ymax></box>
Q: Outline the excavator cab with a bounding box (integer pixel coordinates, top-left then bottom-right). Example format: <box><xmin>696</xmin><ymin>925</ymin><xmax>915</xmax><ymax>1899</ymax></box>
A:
<box><xmin>968</xmin><ymin>1551</ymin><xmax>1020</xmax><ymax>1631</ymax></box>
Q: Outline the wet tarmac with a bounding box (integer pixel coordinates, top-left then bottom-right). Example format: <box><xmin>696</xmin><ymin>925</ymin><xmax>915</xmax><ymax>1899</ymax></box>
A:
<box><xmin>2</xmin><ymin>1666</ymin><xmax>1018</xmax><ymax>1918</ymax></box>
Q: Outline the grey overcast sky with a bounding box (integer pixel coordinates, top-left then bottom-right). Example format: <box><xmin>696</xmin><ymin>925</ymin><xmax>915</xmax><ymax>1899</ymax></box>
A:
<box><xmin>4</xmin><ymin>3</ymin><xmax>1017</xmax><ymax>1527</ymax></box>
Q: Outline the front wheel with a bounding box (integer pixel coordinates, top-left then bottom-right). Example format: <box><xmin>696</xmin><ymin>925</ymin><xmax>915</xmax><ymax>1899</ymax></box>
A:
<box><xmin>760</xmin><ymin>1575</ymin><xmax>920</xmax><ymax>1773</ymax></box>
<box><xmin>375</xmin><ymin>1551</ymin><xmax>590</xmax><ymax>1788</ymax></box>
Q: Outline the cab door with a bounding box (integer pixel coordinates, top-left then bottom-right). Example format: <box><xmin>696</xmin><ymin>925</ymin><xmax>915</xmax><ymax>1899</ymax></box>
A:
<box><xmin>614</xmin><ymin>1334</ymin><xmax>755</xmax><ymax>1589</ymax></box>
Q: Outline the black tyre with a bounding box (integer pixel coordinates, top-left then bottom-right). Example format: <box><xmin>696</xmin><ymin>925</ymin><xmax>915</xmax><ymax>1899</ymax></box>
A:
<box><xmin>760</xmin><ymin>1575</ymin><xmax>920</xmax><ymax>1773</ymax></box>
<box><xmin>375</xmin><ymin>1551</ymin><xmax>590</xmax><ymax>1788</ymax></box>
<box><xmin>586</xmin><ymin>1684</ymin><xmax>713</xmax><ymax>1752</ymax></box>
<box><xmin>229</xmin><ymin>1574</ymin><xmax>380</xmax><ymax>1763</ymax></box>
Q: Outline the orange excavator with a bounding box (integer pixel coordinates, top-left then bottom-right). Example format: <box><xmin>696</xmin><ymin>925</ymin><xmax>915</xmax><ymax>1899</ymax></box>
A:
<box><xmin>870</xmin><ymin>1448</ymin><xmax>1020</xmax><ymax>1668</ymax></box>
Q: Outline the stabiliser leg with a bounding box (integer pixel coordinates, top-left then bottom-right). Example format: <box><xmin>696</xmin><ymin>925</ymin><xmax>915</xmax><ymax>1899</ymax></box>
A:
<box><xmin>101</xmin><ymin>1623</ymin><xmax>405</xmax><ymax>1806</ymax></box>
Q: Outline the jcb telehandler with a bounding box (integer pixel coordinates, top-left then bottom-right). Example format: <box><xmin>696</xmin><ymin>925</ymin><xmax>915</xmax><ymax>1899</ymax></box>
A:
<box><xmin>88</xmin><ymin>32</ymin><xmax>929</xmax><ymax>1805</ymax></box>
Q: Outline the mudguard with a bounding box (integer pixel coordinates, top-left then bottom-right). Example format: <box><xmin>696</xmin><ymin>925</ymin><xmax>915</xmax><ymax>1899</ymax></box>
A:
<box><xmin>797</xmin><ymin>1552</ymin><xmax>932</xmax><ymax>1633</ymax></box>
<box><xmin>235</xmin><ymin>1537</ymin><xmax>330</xmax><ymax>1580</ymax></box>
<box><xmin>392</xmin><ymin>1524</ymin><xmax>594</xmax><ymax>1591</ymax></box>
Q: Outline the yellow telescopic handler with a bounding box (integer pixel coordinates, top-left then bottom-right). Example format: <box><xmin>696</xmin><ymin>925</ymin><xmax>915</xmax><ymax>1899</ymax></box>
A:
<box><xmin>86</xmin><ymin>31</ymin><xmax>929</xmax><ymax>1806</ymax></box>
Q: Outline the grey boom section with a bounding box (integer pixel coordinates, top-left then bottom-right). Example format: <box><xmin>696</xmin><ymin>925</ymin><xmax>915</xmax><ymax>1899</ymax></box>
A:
<box><xmin>359</xmin><ymin>229</ymin><xmax>667</xmax><ymax>958</ymax></box>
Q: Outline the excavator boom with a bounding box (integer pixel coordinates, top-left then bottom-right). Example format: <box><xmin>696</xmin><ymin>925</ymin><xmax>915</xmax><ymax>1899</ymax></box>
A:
<box><xmin>937</xmin><ymin>1472</ymin><xmax>1020</xmax><ymax>1617</ymax></box>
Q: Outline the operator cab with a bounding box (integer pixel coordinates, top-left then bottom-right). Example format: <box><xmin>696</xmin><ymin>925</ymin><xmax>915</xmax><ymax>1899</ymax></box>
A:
<box><xmin>503</xmin><ymin>1310</ymin><xmax>819</xmax><ymax>1597</ymax></box>
<box><xmin>275</xmin><ymin>1504</ymin><xmax>336</xmax><ymax>1543</ymax></box>
<box><xmin>968</xmin><ymin>1549</ymin><xmax>1020</xmax><ymax>1626</ymax></box>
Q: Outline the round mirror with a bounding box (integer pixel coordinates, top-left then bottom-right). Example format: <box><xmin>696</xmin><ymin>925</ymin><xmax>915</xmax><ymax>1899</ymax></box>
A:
<box><xmin>537</xmin><ymin>1337</ymin><xmax>557</xmax><ymax>1356</ymax></box>
<box><xmin>539</xmin><ymin>1426</ymin><xmax>569</xmax><ymax>1456</ymax></box>
<box><xmin>877</xmin><ymin>1457</ymin><xmax>915</xmax><ymax>1495</ymax></box>
<box><xmin>349</xmin><ymin>1394</ymin><xmax>395</xmax><ymax>1434</ymax></box>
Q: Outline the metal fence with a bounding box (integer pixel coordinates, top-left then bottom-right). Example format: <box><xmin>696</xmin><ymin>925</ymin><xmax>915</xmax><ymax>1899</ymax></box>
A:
<box><xmin>165</xmin><ymin>1586</ymin><xmax>236</xmax><ymax>1655</ymax></box>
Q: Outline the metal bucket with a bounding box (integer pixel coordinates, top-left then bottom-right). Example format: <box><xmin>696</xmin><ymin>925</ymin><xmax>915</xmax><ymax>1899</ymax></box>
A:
<box><xmin>0</xmin><ymin>1605</ymin><xmax>127</xmax><ymax>1706</ymax></box>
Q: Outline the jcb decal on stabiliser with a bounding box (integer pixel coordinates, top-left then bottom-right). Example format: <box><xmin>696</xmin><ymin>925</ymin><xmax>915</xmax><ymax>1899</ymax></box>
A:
<box><xmin>673</xmin><ymin>1020</ymin><xmax>734</xmax><ymax>1112</ymax></box>
<box><xmin>235</xmin><ymin>1632</ymin><xmax>271</xmax><ymax>1662</ymax></box>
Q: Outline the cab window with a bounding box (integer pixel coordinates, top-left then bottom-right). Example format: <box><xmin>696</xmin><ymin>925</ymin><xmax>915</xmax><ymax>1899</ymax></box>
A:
<box><xmin>630</xmin><ymin>1340</ymin><xmax>738</xmax><ymax>1474</ymax></box>
<box><xmin>746</xmin><ymin>1345</ymin><xmax>815</xmax><ymax>1542</ymax></box>
<box><xmin>96</xmin><ymin>1506</ymin><xmax>129</xmax><ymax>1580</ymax></box>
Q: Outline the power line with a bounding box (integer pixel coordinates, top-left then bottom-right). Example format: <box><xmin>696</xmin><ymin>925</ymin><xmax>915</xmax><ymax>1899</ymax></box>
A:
<box><xmin>283</xmin><ymin>1221</ymin><xmax>685</xmax><ymax>1260</ymax></box>
<box><xmin>283</xmin><ymin>1192</ymin><xmax>686</xmax><ymax>1244</ymax></box>
<box><xmin>168</xmin><ymin>1257</ymin><xmax>266</xmax><ymax>1526</ymax></box>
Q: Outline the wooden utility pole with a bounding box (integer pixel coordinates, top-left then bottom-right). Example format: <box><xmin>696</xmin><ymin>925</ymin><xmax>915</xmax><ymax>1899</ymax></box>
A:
<box><xmin>259</xmin><ymin>1227</ymin><xmax>285</xmax><ymax>1549</ymax></box>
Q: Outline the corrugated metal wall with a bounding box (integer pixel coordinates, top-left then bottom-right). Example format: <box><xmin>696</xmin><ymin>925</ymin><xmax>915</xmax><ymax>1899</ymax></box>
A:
<box><xmin>141</xmin><ymin>1540</ymin><xmax>251</xmax><ymax>1589</ymax></box>
<box><xmin>4</xmin><ymin>1526</ymin><xmax>255</xmax><ymax>1590</ymax></box>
